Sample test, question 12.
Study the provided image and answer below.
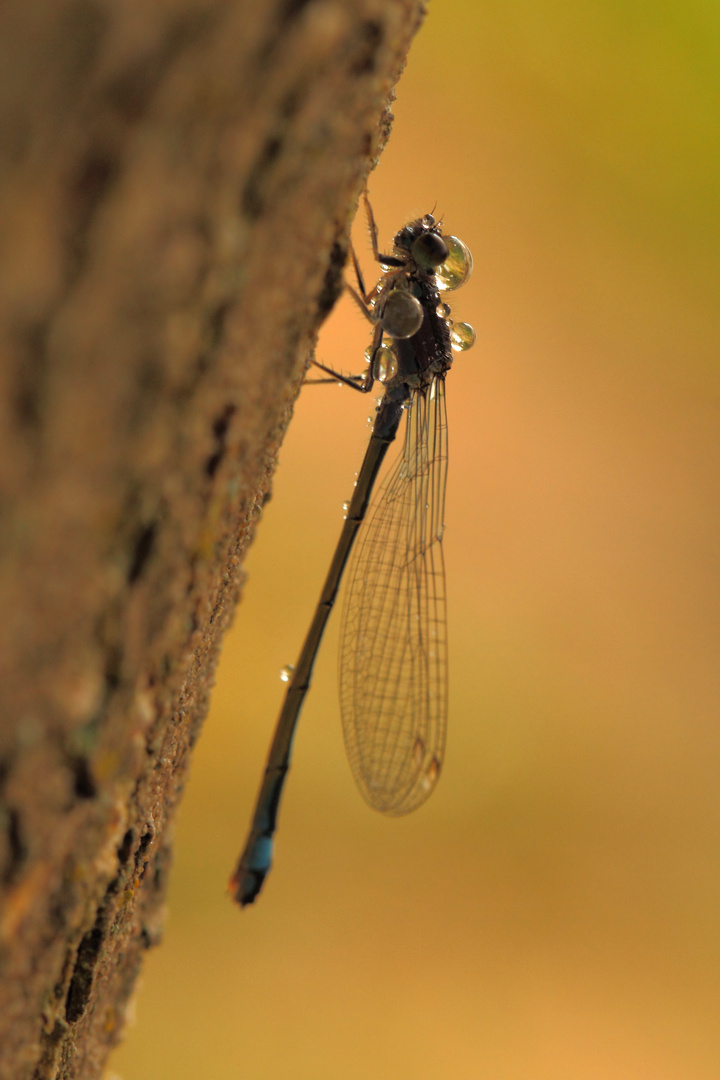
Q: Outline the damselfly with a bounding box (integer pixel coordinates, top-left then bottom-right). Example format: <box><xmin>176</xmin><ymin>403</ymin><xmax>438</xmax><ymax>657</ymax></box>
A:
<box><xmin>231</xmin><ymin>196</ymin><xmax>475</xmax><ymax>906</ymax></box>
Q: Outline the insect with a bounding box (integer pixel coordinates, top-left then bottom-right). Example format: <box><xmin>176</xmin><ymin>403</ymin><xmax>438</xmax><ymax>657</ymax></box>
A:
<box><xmin>230</xmin><ymin>195</ymin><xmax>475</xmax><ymax>906</ymax></box>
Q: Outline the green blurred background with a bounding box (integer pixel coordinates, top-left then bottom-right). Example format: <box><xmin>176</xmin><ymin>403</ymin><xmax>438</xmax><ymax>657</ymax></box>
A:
<box><xmin>112</xmin><ymin>2</ymin><xmax>719</xmax><ymax>1077</ymax></box>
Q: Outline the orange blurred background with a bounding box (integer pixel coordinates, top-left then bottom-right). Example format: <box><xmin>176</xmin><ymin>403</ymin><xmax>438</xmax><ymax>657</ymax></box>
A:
<box><xmin>112</xmin><ymin>2</ymin><xmax>719</xmax><ymax>1078</ymax></box>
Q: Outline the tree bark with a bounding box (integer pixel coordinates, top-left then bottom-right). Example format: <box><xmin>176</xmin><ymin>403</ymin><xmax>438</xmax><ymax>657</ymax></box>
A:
<box><xmin>0</xmin><ymin>1</ymin><xmax>425</xmax><ymax>1075</ymax></box>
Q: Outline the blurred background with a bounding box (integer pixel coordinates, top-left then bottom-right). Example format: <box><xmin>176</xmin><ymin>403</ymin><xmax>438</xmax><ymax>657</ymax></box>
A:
<box><xmin>112</xmin><ymin>1</ymin><xmax>719</xmax><ymax>1077</ymax></box>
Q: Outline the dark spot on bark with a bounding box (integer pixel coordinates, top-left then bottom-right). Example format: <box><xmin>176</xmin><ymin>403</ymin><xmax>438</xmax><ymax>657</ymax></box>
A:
<box><xmin>65</xmin><ymin>915</ymin><xmax>104</xmax><ymax>1022</ymax></box>
<box><xmin>104</xmin><ymin>48</ymin><xmax>173</xmax><ymax>124</ymax></box>
<box><xmin>280</xmin><ymin>85</ymin><xmax>304</xmax><ymax>120</ymax></box>
<box><xmin>128</xmin><ymin>522</ymin><xmax>157</xmax><ymax>584</ymax></box>
<box><xmin>66</xmin><ymin>150</ymin><xmax>120</xmax><ymax>277</ymax></box>
<box><xmin>69</xmin><ymin>756</ymin><xmax>97</xmax><ymax>800</ymax></box>
<box><xmin>135</xmin><ymin>829</ymin><xmax>153</xmax><ymax>867</ymax></box>
<box><xmin>2</xmin><ymin>809</ymin><xmax>26</xmax><ymax>886</ymax></box>
<box><xmin>279</xmin><ymin>0</ymin><xmax>312</xmax><ymax>22</ymax></box>
<box><xmin>257</xmin><ymin>2</ymin><xmax>313</xmax><ymax>67</ymax></box>
<box><xmin>350</xmin><ymin>19</ymin><xmax>384</xmax><ymax>76</ymax></box>
<box><xmin>71</xmin><ymin>152</ymin><xmax>118</xmax><ymax>220</ymax></box>
<box><xmin>14</xmin><ymin>321</ymin><xmax>48</xmax><ymax>430</ymax></box>
<box><xmin>205</xmin><ymin>451</ymin><xmax>222</xmax><ymax>480</ymax></box>
<box><xmin>135</xmin><ymin>831</ymin><xmax>154</xmax><ymax>881</ymax></box>
<box><xmin>103</xmin><ymin>643</ymin><xmax>123</xmax><ymax>693</ymax></box>
<box><xmin>117</xmin><ymin>829</ymin><xmax>134</xmax><ymax>865</ymax></box>
<box><xmin>205</xmin><ymin>404</ymin><xmax>236</xmax><ymax>478</ymax></box>
<box><xmin>317</xmin><ymin>239</ymin><xmax>348</xmax><ymax>320</ymax></box>
<box><xmin>241</xmin><ymin>135</ymin><xmax>283</xmax><ymax>220</ymax></box>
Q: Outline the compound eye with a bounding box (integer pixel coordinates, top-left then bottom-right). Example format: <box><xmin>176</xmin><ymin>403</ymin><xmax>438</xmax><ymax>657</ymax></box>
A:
<box><xmin>380</xmin><ymin>290</ymin><xmax>424</xmax><ymax>339</ymax></box>
<box><xmin>411</xmin><ymin>231</ymin><xmax>449</xmax><ymax>270</ymax></box>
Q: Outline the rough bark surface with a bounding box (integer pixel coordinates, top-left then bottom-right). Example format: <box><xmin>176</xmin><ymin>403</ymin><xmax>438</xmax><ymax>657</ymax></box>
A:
<box><xmin>0</xmin><ymin>1</ymin><xmax>425</xmax><ymax>1076</ymax></box>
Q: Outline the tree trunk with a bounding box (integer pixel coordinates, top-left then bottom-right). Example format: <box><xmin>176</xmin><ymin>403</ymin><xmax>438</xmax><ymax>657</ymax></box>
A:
<box><xmin>0</xmin><ymin>1</ymin><xmax>424</xmax><ymax>1075</ymax></box>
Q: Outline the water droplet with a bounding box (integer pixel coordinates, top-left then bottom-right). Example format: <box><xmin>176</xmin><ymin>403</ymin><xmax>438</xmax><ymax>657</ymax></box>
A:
<box><xmin>280</xmin><ymin>664</ymin><xmax>294</xmax><ymax>683</ymax></box>
<box><xmin>413</xmin><ymin>737</ymin><xmax>425</xmax><ymax>765</ymax></box>
<box><xmin>342</xmin><ymin>501</ymin><xmax>349</xmax><ymax>512</ymax></box>
<box><xmin>381</xmin><ymin>290</ymin><xmax>424</xmax><ymax>338</ymax></box>
<box><xmin>373</xmin><ymin>343</ymin><xmax>398</xmax><ymax>383</ymax></box>
<box><xmin>436</xmin><ymin>236</ymin><xmax>473</xmax><ymax>291</ymax></box>
<box><xmin>436</xmin><ymin>301</ymin><xmax>451</xmax><ymax>319</ymax></box>
<box><xmin>450</xmin><ymin>321</ymin><xmax>476</xmax><ymax>352</ymax></box>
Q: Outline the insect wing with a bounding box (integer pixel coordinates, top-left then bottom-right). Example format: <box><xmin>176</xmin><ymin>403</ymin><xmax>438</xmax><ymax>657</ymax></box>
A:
<box><xmin>338</xmin><ymin>376</ymin><xmax>449</xmax><ymax>814</ymax></box>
